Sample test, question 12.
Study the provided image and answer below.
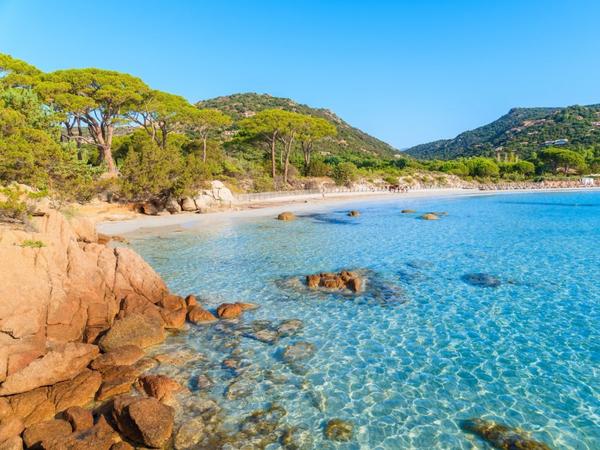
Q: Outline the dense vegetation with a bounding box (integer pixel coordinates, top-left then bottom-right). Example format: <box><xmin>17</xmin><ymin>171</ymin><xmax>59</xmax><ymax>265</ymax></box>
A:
<box><xmin>0</xmin><ymin>52</ymin><xmax>597</xmax><ymax>220</ymax></box>
<box><xmin>404</xmin><ymin>105</ymin><xmax>600</xmax><ymax>167</ymax></box>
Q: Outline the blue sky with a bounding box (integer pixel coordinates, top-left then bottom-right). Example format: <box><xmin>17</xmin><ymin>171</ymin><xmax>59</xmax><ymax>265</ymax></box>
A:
<box><xmin>1</xmin><ymin>0</ymin><xmax>599</xmax><ymax>149</ymax></box>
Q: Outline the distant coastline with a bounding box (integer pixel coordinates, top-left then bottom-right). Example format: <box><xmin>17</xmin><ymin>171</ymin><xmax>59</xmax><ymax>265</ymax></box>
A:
<box><xmin>97</xmin><ymin>186</ymin><xmax>600</xmax><ymax>236</ymax></box>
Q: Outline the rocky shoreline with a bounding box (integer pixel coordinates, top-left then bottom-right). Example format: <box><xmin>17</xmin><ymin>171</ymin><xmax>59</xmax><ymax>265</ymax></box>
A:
<box><xmin>0</xmin><ymin>205</ymin><xmax>271</xmax><ymax>449</ymax></box>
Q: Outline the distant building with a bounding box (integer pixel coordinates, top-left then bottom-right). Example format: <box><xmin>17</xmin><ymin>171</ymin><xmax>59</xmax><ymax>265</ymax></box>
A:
<box><xmin>543</xmin><ymin>138</ymin><xmax>569</xmax><ymax>146</ymax></box>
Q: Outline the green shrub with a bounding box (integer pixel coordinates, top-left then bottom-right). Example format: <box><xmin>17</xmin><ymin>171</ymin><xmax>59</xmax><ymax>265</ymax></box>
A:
<box><xmin>20</xmin><ymin>239</ymin><xmax>45</xmax><ymax>248</ymax></box>
<box><xmin>120</xmin><ymin>133</ymin><xmax>185</xmax><ymax>199</ymax></box>
<box><xmin>466</xmin><ymin>158</ymin><xmax>500</xmax><ymax>178</ymax></box>
<box><xmin>306</xmin><ymin>159</ymin><xmax>331</xmax><ymax>177</ymax></box>
<box><xmin>0</xmin><ymin>186</ymin><xmax>29</xmax><ymax>222</ymax></box>
<box><xmin>332</xmin><ymin>162</ymin><xmax>358</xmax><ymax>185</ymax></box>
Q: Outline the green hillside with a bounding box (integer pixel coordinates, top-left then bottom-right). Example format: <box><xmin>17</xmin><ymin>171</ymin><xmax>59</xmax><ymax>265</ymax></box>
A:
<box><xmin>405</xmin><ymin>104</ymin><xmax>600</xmax><ymax>160</ymax></box>
<box><xmin>197</xmin><ymin>93</ymin><xmax>398</xmax><ymax>159</ymax></box>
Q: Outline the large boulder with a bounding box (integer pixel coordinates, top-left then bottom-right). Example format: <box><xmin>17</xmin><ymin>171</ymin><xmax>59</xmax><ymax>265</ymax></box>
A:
<box><xmin>136</xmin><ymin>375</ymin><xmax>181</xmax><ymax>402</ymax></box>
<box><xmin>112</xmin><ymin>396</ymin><xmax>174</xmax><ymax>448</ymax></box>
<box><xmin>210</xmin><ymin>180</ymin><xmax>234</xmax><ymax>203</ymax></box>
<box><xmin>49</xmin><ymin>416</ymin><xmax>119</xmax><ymax>450</ymax></box>
<box><xmin>7</xmin><ymin>387</ymin><xmax>55</xmax><ymax>427</ymax></box>
<box><xmin>0</xmin><ymin>436</ymin><xmax>22</xmax><ymax>450</ymax></box>
<box><xmin>158</xmin><ymin>295</ymin><xmax>187</xmax><ymax>329</ymax></box>
<box><xmin>277</xmin><ymin>212</ymin><xmax>296</xmax><ymax>221</ymax></box>
<box><xmin>180</xmin><ymin>197</ymin><xmax>197</xmax><ymax>212</ymax></box>
<box><xmin>0</xmin><ymin>417</ymin><xmax>24</xmax><ymax>444</ymax></box>
<box><xmin>22</xmin><ymin>419</ymin><xmax>72</xmax><ymax>449</ymax></box>
<box><xmin>98</xmin><ymin>314</ymin><xmax>165</xmax><ymax>352</ymax></box>
<box><xmin>47</xmin><ymin>368</ymin><xmax>102</xmax><ymax>411</ymax></box>
<box><xmin>90</xmin><ymin>346</ymin><xmax>144</xmax><ymax>371</ymax></box>
<box><xmin>95</xmin><ymin>365</ymin><xmax>140</xmax><ymax>401</ymax></box>
<box><xmin>187</xmin><ymin>306</ymin><xmax>218</xmax><ymax>324</ymax></box>
<box><xmin>0</xmin><ymin>343</ymin><xmax>98</xmax><ymax>396</ymax></box>
<box><xmin>62</xmin><ymin>406</ymin><xmax>93</xmax><ymax>432</ymax></box>
<box><xmin>165</xmin><ymin>198</ymin><xmax>182</xmax><ymax>214</ymax></box>
<box><xmin>141</xmin><ymin>202</ymin><xmax>159</xmax><ymax>216</ymax></box>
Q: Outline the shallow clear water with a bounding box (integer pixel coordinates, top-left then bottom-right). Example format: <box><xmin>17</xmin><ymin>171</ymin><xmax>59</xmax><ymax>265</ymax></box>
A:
<box><xmin>132</xmin><ymin>191</ymin><xmax>600</xmax><ymax>449</ymax></box>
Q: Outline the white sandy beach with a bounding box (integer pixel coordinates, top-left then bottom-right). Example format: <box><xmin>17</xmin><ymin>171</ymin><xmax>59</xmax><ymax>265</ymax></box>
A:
<box><xmin>96</xmin><ymin>187</ymin><xmax>599</xmax><ymax>236</ymax></box>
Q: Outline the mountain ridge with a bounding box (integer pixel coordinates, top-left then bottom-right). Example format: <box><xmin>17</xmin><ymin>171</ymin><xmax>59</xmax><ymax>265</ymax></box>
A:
<box><xmin>404</xmin><ymin>104</ymin><xmax>600</xmax><ymax>160</ymax></box>
<box><xmin>196</xmin><ymin>92</ymin><xmax>399</xmax><ymax>159</ymax></box>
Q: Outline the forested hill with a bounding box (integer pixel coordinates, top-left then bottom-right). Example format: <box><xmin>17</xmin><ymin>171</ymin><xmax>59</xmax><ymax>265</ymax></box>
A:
<box><xmin>197</xmin><ymin>93</ymin><xmax>398</xmax><ymax>158</ymax></box>
<box><xmin>404</xmin><ymin>104</ymin><xmax>600</xmax><ymax>160</ymax></box>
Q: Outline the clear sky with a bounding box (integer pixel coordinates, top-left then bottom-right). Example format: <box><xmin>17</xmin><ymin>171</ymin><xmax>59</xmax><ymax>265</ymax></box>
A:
<box><xmin>1</xmin><ymin>0</ymin><xmax>599</xmax><ymax>149</ymax></box>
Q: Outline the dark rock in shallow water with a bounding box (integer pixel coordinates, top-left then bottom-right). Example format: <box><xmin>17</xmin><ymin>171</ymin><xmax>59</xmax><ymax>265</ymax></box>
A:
<box><xmin>406</xmin><ymin>259</ymin><xmax>434</xmax><ymax>270</ymax></box>
<box><xmin>324</xmin><ymin>418</ymin><xmax>353</xmax><ymax>442</ymax></box>
<box><xmin>462</xmin><ymin>273</ymin><xmax>502</xmax><ymax>288</ymax></box>
<box><xmin>283</xmin><ymin>342</ymin><xmax>316</xmax><ymax>363</ymax></box>
<box><xmin>225</xmin><ymin>378</ymin><xmax>255</xmax><ymax>400</ymax></box>
<box><xmin>277</xmin><ymin>319</ymin><xmax>303</xmax><ymax>337</ymax></box>
<box><xmin>281</xmin><ymin>424</ymin><xmax>313</xmax><ymax>449</ymax></box>
<box><xmin>460</xmin><ymin>418</ymin><xmax>551</xmax><ymax>450</ymax></box>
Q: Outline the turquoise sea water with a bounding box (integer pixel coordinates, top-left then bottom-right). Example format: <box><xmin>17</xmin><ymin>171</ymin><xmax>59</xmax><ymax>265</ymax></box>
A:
<box><xmin>132</xmin><ymin>191</ymin><xmax>600</xmax><ymax>449</ymax></box>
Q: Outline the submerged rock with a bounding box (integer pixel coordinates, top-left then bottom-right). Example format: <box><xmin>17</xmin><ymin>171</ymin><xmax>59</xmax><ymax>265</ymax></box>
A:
<box><xmin>225</xmin><ymin>378</ymin><xmax>255</xmax><ymax>400</ymax></box>
<box><xmin>401</xmin><ymin>209</ymin><xmax>416</xmax><ymax>213</ymax></box>
<box><xmin>347</xmin><ymin>210</ymin><xmax>360</xmax><ymax>217</ymax></box>
<box><xmin>239</xmin><ymin>404</ymin><xmax>286</xmax><ymax>437</ymax></box>
<box><xmin>276</xmin><ymin>319</ymin><xmax>304</xmax><ymax>337</ymax></box>
<box><xmin>174</xmin><ymin>416</ymin><xmax>205</xmax><ymax>450</ymax></box>
<box><xmin>462</xmin><ymin>273</ymin><xmax>502</xmax><ymax>288</ymax></box>
<box><xmin>420</xmin><ymin>213</ymin><xmax>440</xmax><ymax>220</ymax></box>
<box><xmin>460</xmin><ymin>418</ymin><xmax>551</xmax><ymax>450</ymax></box>
<box><xmin>192</xmin><ymin>374</ymin><xmax>214</xmax><ymax>391</ymax></box>
<box><xmin>283</xmin><ymin>342</ymin><xmax>316</xmax><ymax>364</ymax></box>
<box><xmin>324</xmin><ymin>418</ymin><xmax>353</xmax><ymax>442</ymax></box>
<box><xmin>281</xmin><ymin>425</ymin><xmax>313</xmax><ymax>450</ymax></box>
<box><xmin>277</xmin><ymin>211</ymin><xmax>296</xmax><ymax>221</ymax></box>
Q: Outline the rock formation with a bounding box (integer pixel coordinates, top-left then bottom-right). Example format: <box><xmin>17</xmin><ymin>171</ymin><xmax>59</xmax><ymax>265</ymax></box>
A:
<box><xmin>461</xmin><ymin>418</ymin><xmax>551</xmax><ymax>450</ymax></box>
<box><xmin>277</xmin><ymin>212</ymin><xmax>296</xmax><ymax>221</ymax></box>
<box><xmin>0</xmin><ymin>206</ymin><xmax>187</xmax><ymax>446</ymax></box>
<box><xmin>306</xmin><ymin>270</ymin><xmax>362</xmax><ymax>292</ymax></box>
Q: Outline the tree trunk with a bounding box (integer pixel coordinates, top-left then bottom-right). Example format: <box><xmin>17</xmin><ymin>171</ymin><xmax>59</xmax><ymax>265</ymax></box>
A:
<box><xmin>161</xmin><ymin>125</ymin><xmax>167</xmax><ymax>149</ymax></box>
<box><xmin>270</xmin><ymin>131</ymin><xmax>278</xmax><ymax>179</ymax></box>
<box><xmin>302</xmin><ymin>141</ymin><xmax>312</xmax><ymax>174</ymax></box>
<box><xmin>103</xmin><ymin>125</ymin><xmax>118</xmax><ymax>177</ymax></box>
<box><xmin>283</xmin><ymin>137</ymin><xmax>294</xmax><ymax>184</ymax></box>
<box><xmin>202</xmin><ymin>136</ymin><xmax>208</xmax><ymax>163</ymax></box>
<box><xmin>102</xmin><ymin>144</ymin><xmax>118</xmax><ymax>177</ymax></box>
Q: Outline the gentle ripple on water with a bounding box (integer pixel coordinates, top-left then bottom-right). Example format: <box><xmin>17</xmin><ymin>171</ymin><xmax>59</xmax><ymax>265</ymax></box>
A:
<box><xmin>131</xmin><ymin>191</ymin><xmax>600</xmax><ymax>449</ymax></box>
